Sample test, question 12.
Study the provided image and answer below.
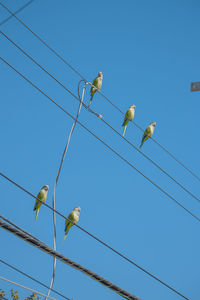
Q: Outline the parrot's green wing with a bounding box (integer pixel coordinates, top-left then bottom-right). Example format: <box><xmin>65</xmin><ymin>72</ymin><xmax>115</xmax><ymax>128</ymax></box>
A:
<box><xmin>63</xmin><ymin>212</ymin><xmax>75</xmax><ymax>241</ymax></box>
<box><xmin>140</xmin><ymin>127</ymin><xmax>151</xmax><ymax>149</ymax></box>
<box><xmin>92</xmin><ymin>77</ymin><xmax>99</xmax><ymax>87</ymax></box>
<box><xmin>33</xmin><ymin>190</ymin><xmax>43</xmax><ymax>211</ymax></box>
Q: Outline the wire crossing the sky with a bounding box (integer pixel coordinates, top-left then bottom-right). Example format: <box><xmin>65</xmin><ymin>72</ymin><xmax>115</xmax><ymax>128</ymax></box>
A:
<box><xmin>0</xmin><ymin>276</ymin><xmax>56</xmax><ymax>300</ymax></box>
<box><xmin>0</xmin><ymin>0</ymin><xmax>34</xmax><ymax>27</ymax></box>
<box><xmin>0</xmin><ymin>217</ymin><xmax>141</xmax><ymax>300</ymax></box>
<box><xmin>0</xmin><ymin>173</ymin><xmax>191</xmax><ymax>299</ymax></box>
<box><xmin>0</xmin><ymin>258</ymin><xmax>70</xmax><ymax>300</ymax></box>
<box><xmin>1</xmin><ymin>0</ymin><xmax>199</xmax><ymax>184</ymax></box>
<box><xmin>1</xmin><ymin>29</ymin><xmax>200</xmax><ymax>208</ymax></box>
<box><xmin>1</xmin><ymin>55</ymin><xmax>200</xmax><ymax>224</ymax></box>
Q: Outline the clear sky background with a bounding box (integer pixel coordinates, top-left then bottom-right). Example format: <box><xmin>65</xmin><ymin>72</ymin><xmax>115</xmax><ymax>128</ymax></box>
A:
<box><xmin>1</xmin><ymin>0</ymin><xmax>200</xmax><ymax>299</ymax></box>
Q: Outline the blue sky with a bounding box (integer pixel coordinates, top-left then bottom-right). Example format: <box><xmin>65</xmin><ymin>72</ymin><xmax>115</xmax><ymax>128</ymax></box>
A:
<box><xmin>1</xmin><ymin>0</ymin><xmax>200</xmax><ymax>299</ymax></box>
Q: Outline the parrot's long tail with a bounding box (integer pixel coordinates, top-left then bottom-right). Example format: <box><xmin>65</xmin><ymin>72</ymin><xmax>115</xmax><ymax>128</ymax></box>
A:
<box><xmin>35</xmin><ymin>209</ymin><xmax>39</xmax><ymax>223</ymax></box>
<box><xmin>122</xmin><ymin>125</ymin><xmax>127</xmax><ymax>137</ymax></box>
<box><xmin>88</xmin><ymin>95</ymin><xmax>93</xmax><ymax>107</ymax></box>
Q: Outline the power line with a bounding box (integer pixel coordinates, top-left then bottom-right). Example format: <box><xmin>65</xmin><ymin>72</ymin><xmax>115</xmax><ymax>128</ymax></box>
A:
<box><xmin>1</xmin><ymin>30</ymin><xmax>200</xmax><ymax>208</ymax></box>
<box><xmin>0</xmin><ymin>276</ymin><xmax>56</xmax><ymax>300</ymax></box>
<box><xmin>1</xmin><ymin>1</ymin><xmax>199</xmax><ymax>184</ymax></box>
<box><xmin>1</xmin><ymin>55</ymin><xmax>200</xmax><ymax>224</ymax></box>
<box><xmin>0</xmin><ymin>0</ymin><xmax>34</xmax><ymax>27</ymax></box>
<box><xmin>46</xmin><ymin>83</ymin><xmax>87</xmax><ymax>300</ymax></box>
<box><xmin>0</xmin><ymin>258</ymin><xmax>71</xmax><ymax>300</ymax></box>
<box><xmin>0</xmin><ymin>217</ymin><xmax>141</xmax><ymax>300</ymax></box>
<box><xmin>0</xmin><ymin>174</ymin><xmax>190</xmax><ymax>299</ymax></box>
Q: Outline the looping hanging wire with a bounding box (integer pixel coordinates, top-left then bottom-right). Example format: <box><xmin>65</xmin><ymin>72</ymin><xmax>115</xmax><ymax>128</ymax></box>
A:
<box><xmin>45</xmin><ymin>81</ymin><xmax>87</xmax><ymax>300</ymax></box>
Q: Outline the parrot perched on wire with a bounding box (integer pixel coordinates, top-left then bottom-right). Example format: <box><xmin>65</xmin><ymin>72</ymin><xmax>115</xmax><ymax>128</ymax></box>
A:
<box><xmin>122</xmin><ymin>105</ymin><xmax>136</xmax><ymax>137</ymax></box>
<box><xmin>63</xmin><ymin>207</ymin><xmax>81</xmax><ymax>241</ymax></box>
<box><xmin>33</xmin><ymin>185</ymin><xmax>49</xmax><ymax>222</ymax></box>
<box><xmin>139</xmin><ymin>122</ymin><xmax>156</xmax><ymax>149</ymax></box>
<box><xmin>89</xmin><ymin>72</ymin><xmax>103</xmax><ymax>106</ymax></box>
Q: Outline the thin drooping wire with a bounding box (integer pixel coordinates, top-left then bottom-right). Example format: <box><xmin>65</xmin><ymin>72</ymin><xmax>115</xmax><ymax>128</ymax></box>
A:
<box><xmin>0</xmin><ymin>174</ymin><xmax>190</xmax><ymax>299</ymax></box>
<box><xmin>0</xmin><ymin>0</ymin><xmax>34</xmax><ymax>27</ymax></box>
<box><xmin>45</xmin><ymin>82</ymin><xmax>87</xmax><ymax>300</ymax></box>
<box><xmin>0</xmin><ymin>218</ymin><xmax>141</xmax><ymax>300</ymax></box>
<box><xmin>1</xmin><ymin>1</ymin><xmax>199</xmax><ymax>183</ymax></box>
<box><xmin>1</xmin><ymin>30</ymin><xmax>200</xmax><ymax>206</ymax></box>
<box><xmin>1</xmin><ymin>56</ymin><xmax>200</xmax><ymax>223</ymax></box>
<box><xmin>0</xmin><ymin>276</ymin><xmax>56</xmax><ymax>300</ymax></box>
<box><xmin>0</xmin><ymin>259</ymin><xmax>70</xmax><ymax>300</ymax></box>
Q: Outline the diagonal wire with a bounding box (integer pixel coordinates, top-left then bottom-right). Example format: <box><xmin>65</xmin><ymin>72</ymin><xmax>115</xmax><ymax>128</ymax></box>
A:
<box><xmin>0</xmin><ymin>276</ymin><xmax>56</xmax><ymax>300</ymax></box>
<box><xmin>1</xmin><ymin>29</ymin><xmax>199</xmax><ymax>205</ymax></box>
<box><xmin>0</xmin><ymin>0</ymin><xmax>34</xmax><ymax>27</ymax></box>
<box><xmin>0</xmin><ymin>258</ymin><xmax>71</xmax><ymax>300</ymax></box>
<box><xmin>0</xmin><ymin>175</ymin><xmax>191</xmax><ymax>299</ymax></box>
<box><xmin>0</xmin><ymin>0</ymin><xmax>199</xmax><ymax>183</ymax></box>
<box><xmin>45</xmin><ymin>82</ymin><xmax>87</xmax><ymax>300</ymax></box>
<box><xmin>0</xmin><ymin>217</ymin><xmax>141</xmax><ymax>300</ymax></box>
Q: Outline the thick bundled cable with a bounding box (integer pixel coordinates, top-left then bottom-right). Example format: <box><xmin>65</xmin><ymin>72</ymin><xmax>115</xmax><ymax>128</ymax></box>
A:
<box><xmin>0</xmin><ymin>218</ymin><xmax>141</xmax><ymax>300</ymax></box>
<box><xmin>1</xmin><ymin>56</ymin><xmax>200</xmax><ymax>224</ymax></box>
<box><xmin>0</xmin><ymin>258</ymin><xmax>70</xmax><ymax>300</ymax></box>
<box><xmin>1</xmin><ymin>29</ymin><xmax>199</xmax><ymax>206</ymax></box>
<box><xmin>0</xmin><ymin>176</ymin><xmax>190</xmax><ymax>299</ymax></box>
<box><xmin>0</xmin><ymin>0</ymin><xmax>199</xmax><ymax>183</ymax></box>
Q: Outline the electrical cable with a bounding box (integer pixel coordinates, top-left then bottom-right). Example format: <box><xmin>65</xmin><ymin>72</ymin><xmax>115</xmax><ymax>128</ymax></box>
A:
<box><xmin>45</xmin><ymin>82</ymin><xmax>87</xmax><ymax>300</ymax></box>
<box><xmin>0</xmin><ymin>276</ymin><xmax>56</xmax><ymax>300</ymax></box>
<box><xmin>0</xmin><ymin>258</ymin><xmax>71</xmax><ymax>300</ymax></box>
<box><xmin>0</xmin><ymin>0</ymin><xmax>199</xmax><ymax>183</ymax></box>
<box><xmin>0</xmin><ymin>0</ymin><xmax>34</xmax><ymax>27</ymax></box>
<box><xmin>0</xmin><ymin>217</ymin><xmax>141</xmax><ymax>300</ymax></box>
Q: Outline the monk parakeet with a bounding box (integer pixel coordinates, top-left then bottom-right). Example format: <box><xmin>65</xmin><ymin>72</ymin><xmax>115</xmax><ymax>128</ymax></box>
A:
<box><xmin>63</xmin><ymin>207</ymin><xmax>81</xmax><ymax>241</ymax></box>
<box><xmin>89</xmin><ymin>72</ymin><xmax>103</xmax><ymax>106</ymax></box>
<box><xmin>139</xmin><ymin>122</ymin><xmax>156</xmax><ymax>149</ymax></box>
<box><xmin>122</xmin><ymin>105</ymin><xmax>136</xmax><ymax>136</ymax></box>
<box><xmin>33</xmin><ymin>185</ymin><xmax>49</xmax><ymax>222</ymax></box>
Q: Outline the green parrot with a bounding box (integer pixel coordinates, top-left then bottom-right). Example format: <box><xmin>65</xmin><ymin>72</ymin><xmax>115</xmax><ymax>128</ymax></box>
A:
<box><xmin>89</xmin><ymin>72</ymin><xmax>103</xmax><ymax>106</ymax></box>
<box><xmin>122</xmin><ymin>105</ymin><xmax>136</xmax><ymax>137</ymax></box>
<box><xmin>139</xmin><ymin>122</ymin><xmax>156</xmax><ymax>149</ymax></box>
<box><xmin>63</xmin><ymin>207</ymin><xmax>81</xmax><ymax>241</ymax></box>
<box><xmin>33</xmin><ymin>185</ymin><xmax>49</xmax><ymax>222</ymax></box>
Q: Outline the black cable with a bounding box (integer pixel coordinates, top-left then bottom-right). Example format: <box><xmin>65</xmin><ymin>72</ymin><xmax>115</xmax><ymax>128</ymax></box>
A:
<box><xmin>0</xmin><ymin>218</ymin><xmax>141</xmax><ymax>300</ymax></box>
<box><xmin>0</xmin><ymin>0</ymin><xmax>199</xmax><ymax>183</ymax></box>
<box><xmin>0</xmin><ymin>259</ymin><xmax>71</xmax><ymax>300</ymax></box>
<box><xmin>0</xmin><ymin>0</ymin><xmax>34</xmax><ymax>27</ymax></box>
<box><xmin>1</xmin><ymin>55</ymin><xmax>200</xmax><ymax>224</ymax></box>
<box><xmin>1</xmin><ymin>30</ymin><xmax>199</xmax><ymax>207</ymax></box>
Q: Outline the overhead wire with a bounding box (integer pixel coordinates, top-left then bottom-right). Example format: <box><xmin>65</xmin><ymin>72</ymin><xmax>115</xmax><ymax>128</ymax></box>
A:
<box><xmin>1</xmin><ymin>55</ymin><xmax>200</xmax><ymax>223</ymax></box>
<box><xmin>0</xmin><ymin>0</ymin><xmax>199</xmax><ymax>183</ymax></box>
<box><xmin>0</xmin><ymin>258</ymin><xmax>71</xmax><ymax>300</ymax></box>
<box><xmin>45</xmin><ymin>82</ymin><xmax>87</xmax><ymax>300</ymax></box>
<box><xmin>0</xmin><ymin>217</ymin><xmax>141</xmax><ymax>300</ymax></box>
<box><xmin>0</xmin><ymin>276</ymin><xmax>56</xmax><ymax>300</ymax></box>
<box><xmin>0</xmin><ymin>173</ymin><xmax>194</xmax><ymax>297</ymax></box>
<box><xmin>0</xmin><ymin>0</ymin><xmax>34</xmax><ymax>27</ymax></box>
<box><xmin>1</xmin><ymin>29</ymin><xmax>199</xmax><ymax>206</ymax></box>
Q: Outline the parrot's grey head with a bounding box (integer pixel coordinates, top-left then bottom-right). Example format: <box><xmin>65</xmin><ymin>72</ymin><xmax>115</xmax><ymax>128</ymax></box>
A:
<box><xmin>98</xmin><ymin>72</ymin><xmax>103</xmax><ymax>78</ymax></box>
<box><xmin>74</xmin><ymin>206</ymin><xmax>81</xmax><ymax>214</ymax></box>
<box><xmin>42</xmin><ymin>185</ymin><xmax>49</xmax><ymax>191</ymax></box>
<box><xmin>150</xmin><ymin>122</ymin><xmax>156</xmax><ymax>127</ymax></box>
<box><xmin>130</xmin><ymin>104</ymin><xmax>136</xmax><ymax>110</ymax></box>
